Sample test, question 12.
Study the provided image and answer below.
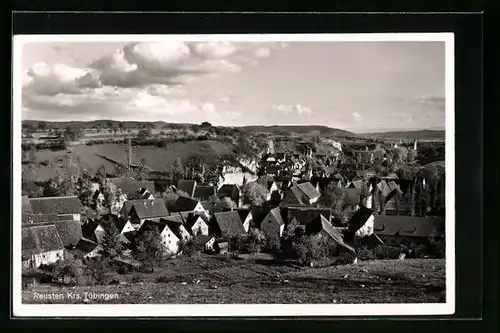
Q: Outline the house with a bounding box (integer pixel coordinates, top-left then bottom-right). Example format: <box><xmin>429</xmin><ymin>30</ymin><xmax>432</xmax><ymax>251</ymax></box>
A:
<box><xmin>237</xmin><ymin>208</ymin><xmax>253</xmax><ymax>233</ymax></box>
<box><xmin>82</xmin><ymin>221</ymin><xmax>106</xmax><ymax>244</ymax></box>
<box><xmin>287</xmin><ymin>206</ymin><xmax>332</xmax><ymax>225</ymax></box>
<box><xmin>22</xmin><ymin>224</ymin><xmax>65</xmax><ymax>269</ymax></box>
<box><xmin>66</xmin><ymin>238</ymin><xmax>102</xmax><ymax>260</ymax></box>
<box><xmin>305</xmin><ymin>214</ymin><xmax>355</xmax><ymax>255</ymax></box>
<box><xmin>260</xmin><ymin>207</ymin><xmax>285</xmax><ymax>238</ymax></box>
<box><xmin>373</xmin><ymin>215</ymin><xmax>445</xmax><ymax>246</ymax></box>
<box><xmin>29</xmin><ymin>196</ymin><xmax>82</xmax><ymax>221</ymax></box>
<box><xmin>162</xmin><ymin>219</ymin><xmax>192</xmax><ymax>244</ymax></box>
<box><xmin>181</xmin><ymin>212</ymin><xmax>209</xmax><ymax>236</ymax></box>
<box><xmin>123</xmin><ymin>199</ymin><xmax>169</xmax><ymax>229</ymax></box>
<box><xmin>171</xmin><ymin>196</ymin><xmax>209</xmax><ymax>219</ymax></box>
<box><xmin>332</xmin><ymin>187</ymin><xmax>360</xmax><ymax>212</ymax></box>
<box><xmin>210</xmin><ymin>211</ymin><xmax>246</xmax><ymax>237</ymax></box>
<box><xmin>192</xmin><ymin>234</ymin><xmax>216</xmax><ymax>253</ymax></box>
<box><xmin>280</xmin><ymin>182</ymin><xmax>321</xmax><ymax>206</ymax></box>
<box><xmin>217</xmin><ymin>241</ymin><xmax>229</xmax><ymax>254</ymax></box>
<box><xmin>217</xmin><ymin>184</ymin><xmax>241</xmax><ymax>204</ymax></box>
<box><xmin>177</xmin><ymin>179</ymin><xmax>197</xmax><ymax>197</ymax></box>
<box><xmin>193</xmin><ymin>185</ymin><xmax>216</xmax><ymax>201</ymax></box>
<box><xmin>345</xmin><ymin>205</ymin><xmax>375</xmax><ymax>241</ymax></box>
<box><xmin>377</xmin><ymin>180</ymin><xmax>403</xmax><ymax>202</ymax></box>
<box><xmin>138</xmin><ymin>220</ymin><xmax>180</xmax><ymax>256</ymax></box>
<box><xmin>107</xmin><ymin>177</ymin><xmax>156</xmax><ymax>199</ymax></box>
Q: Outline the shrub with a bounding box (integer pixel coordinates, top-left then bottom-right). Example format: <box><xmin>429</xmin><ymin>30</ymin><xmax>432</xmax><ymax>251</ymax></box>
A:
<box><xmin>356</xmin><ymin>246</ymin><xmax>377</xmax><ymax>261</ymax></box>
<box><xmin>179</xmin><ymin>239</ymin><xmax>199</xmax><ymax>257</ymax></box>
<box><xmin>84</xmin><ymin>257</ymin><xmax>115</xmax><ymax>285</ymax></box>
<box><xmin>336</xmin><ymin>250</ymin><xmax>357</xmax><ymax>265</ymax></box>
<box><xmin>131</xmin><ymin>275</ymin><xmax>144</xmax><ymax>283</ymax></box>
<box><xmin>428</xmin><ymin>235</ymin><xmax>445</xmax><ymax>258</ymax></box>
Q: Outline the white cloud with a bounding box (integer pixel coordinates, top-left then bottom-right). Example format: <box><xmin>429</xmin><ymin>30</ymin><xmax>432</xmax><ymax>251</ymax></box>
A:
<box><xmin>272</xmin><ymin>104</ymin><xmax>312</xmax><ymax>117</ymax></box>
<box><xmin>352</xmin><ymin>112</ymin><xmax>363</xmax><ymax>122</ymax></box>
<box><xmin>254</xmin><ymin>48</ymin><xmax>271</xmax><ymax>58</ymax></box>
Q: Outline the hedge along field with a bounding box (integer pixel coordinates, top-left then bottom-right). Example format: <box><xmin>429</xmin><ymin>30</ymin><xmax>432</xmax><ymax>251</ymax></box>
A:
<box><xmin>23</xmin><ymin>140</ymin><xmax>233</xmax><ymax>182</ymax></box>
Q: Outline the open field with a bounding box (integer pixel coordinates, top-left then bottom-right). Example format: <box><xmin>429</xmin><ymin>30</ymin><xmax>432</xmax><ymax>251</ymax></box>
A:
<box><xmin>23</xmin><ymin>140</ymin><xmax>232</xmax><ymax>182</ymax></box>
<box><xmin>23</xmin><ymin>257</ymin><xmax>445</xmax><ymax>304</ymax></box>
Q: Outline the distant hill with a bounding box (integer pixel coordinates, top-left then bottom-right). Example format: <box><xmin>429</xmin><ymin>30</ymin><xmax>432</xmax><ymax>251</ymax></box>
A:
<box><xmin>360</xmin><ymin>130</ymin><xmax>445</xmax><ymax>141</ymax></box>
<box><xmin>239</xmin><ymin>125</ymin><xmax>356</xmax><ymax>137</ymax></box>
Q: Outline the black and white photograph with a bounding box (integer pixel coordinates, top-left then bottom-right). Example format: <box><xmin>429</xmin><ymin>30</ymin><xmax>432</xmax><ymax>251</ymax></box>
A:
<box><xmin>13</xmin><ymin>33</ymin><xmax>454</xmax><ymax>317</ymax></box>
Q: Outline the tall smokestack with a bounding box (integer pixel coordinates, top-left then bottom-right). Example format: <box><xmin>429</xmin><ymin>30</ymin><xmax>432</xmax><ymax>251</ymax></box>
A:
<box><xmin>127</xmin><ymin>138</ymin><xmax>132</xmax><ymax>170</ymax></box>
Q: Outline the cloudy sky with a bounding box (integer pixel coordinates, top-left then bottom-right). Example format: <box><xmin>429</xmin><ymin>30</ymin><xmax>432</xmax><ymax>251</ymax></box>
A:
<box><xmin>20</xmin><ymin>40</ymin><xmax>445</xmax><ymax>133</ymax></box>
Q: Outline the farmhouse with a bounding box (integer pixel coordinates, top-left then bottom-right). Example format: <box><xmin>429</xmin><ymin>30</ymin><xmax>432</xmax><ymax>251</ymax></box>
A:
<box><xmin>66</xmin><ymin>238</ymin><xmax>102</xmax><ymax>260</ymax></box>
<box><xmin>162</xmin><ymin>219</ymin><xmax>192</xmax><ymax>244</ymax></box>
<box><xmin>305</xmin><ymin>214</ymin><xmax>355</xmax><ymax>255</ymax></box>
<box><xmin>29</xmin><ymin>196</ymin><xmax>82</xmax><ymax>221</ymax></box>
<box><xmin>210</xmin><ymin>211</ymin><xmax>246</xmax><ymax>237</ymax></box>
<box><xmin>217</xmin><ymin>184</ymin><xmax>241</xmax><ymax>204</ymax></box>
<box><xmin>181</xmin><ymin>212</ymin><xmax>209</xmax><ymax>236</ymax></box>
<box><xmin>22</xmin><ymin>224</ymin><xmax>65</xmax><ymax>269</ymax></box>
<box><xmin>107</xmin><ymin>177</ymin><xmax>156</xmax><ymax>199</ymax></box>
<box><xmin>53</xmin><ymin>220</ymin><xmax>83</xmax><ymax>249</ymax></box>
<box><xmin>280</xmin><ymin>182</ymin><xmax>321</xmax><ymax>206</ymax></box>
<box><xmin>138</xmin><ymin>220</ymin><xmax>180</xmax><ymax>255</ymax></box>
<box><xmin>373</xmin><ymin>215</ymin><xmax>445</xmax><ymax>246</ymax></box>
<box><xmin>122</xmin><ymin>199</ymin><xmax>169</xmax><ymax>229</ymax></box>
<box><xmin>171</xmin><ymin>196</ymin><xmax>209</xmax><ymax>219</ymax></box>
<box><xmin>191</xmin><ymin>234</ymin><xmax>216</xmax><ymax>253</ymax></box>
<box><xmin>260</xmin><ymin>207</ymin><xmax>286</xmax><ymax>238</ymax></box>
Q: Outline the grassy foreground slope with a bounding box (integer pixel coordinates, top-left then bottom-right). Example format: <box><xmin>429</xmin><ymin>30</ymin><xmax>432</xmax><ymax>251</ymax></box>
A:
<box><xmin>23</xmin><ymin>257</ymin><xmax>445</xmax><ymax>304</ymax></box>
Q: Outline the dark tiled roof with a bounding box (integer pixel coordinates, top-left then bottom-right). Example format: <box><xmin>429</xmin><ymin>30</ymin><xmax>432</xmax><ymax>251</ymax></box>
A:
<box><xmin>121</xmin><ymin>199</ymin><xmax>149</xmax><ymax>217</ymax></box>
<box><xmin>138</xmin><ymin>219</ymin><xmax>169</xmax><ymax>235</ymax></box>
<box><xmin>182</xmin><ymin>212</ymin><xmax>206</xmax><ymax>230</ymax></box>
<box><xmin>177</xmin><ymin>180</ymin><xmax>197</xmax><ymax>197</ymax></box>
<box><xmin>22</xmin><ymin>196</ymin><xmax>32</xmax><ymax>214</ymax></box>
<box><xmin>23</xmin><ymin>213</ymin><xmax>59</xmax><ymax>223</ymax></box>
<box><xmin>250</xmin><ymin>206</ymin><xmax>271</xmax><ymax>228</ymax></box>
<box><xmin>107</xmin><ymin>177</ymin><xmax>155</xmax><ymax>196</ymax></box>
<box><xmin>374</xmin><ymin>215</ymin><xmax>445</xmax><ymax>238</ymax></box>
<box><xmin>54</xmin><ymin>220</ymin><xmax>83</xmax><ymax>248</ymax></box>
<box><xmin>81</xmin><ymin>221</ymin><xmax>100</xmax><ymax>243</ymax></box>
<box><xmin>287</xmin><ymin>206</ymin><xmax>332</xmax><ymax>225</ymax></box>
<box><xmin>217</xmin><ymin>184</ymin><xmax>241</xmax><ymax>202</ymax></box>
<box><xmin>346</xmin><ymin>205</ymin><xmax>374</xmax><ymax>235</ymax></box>
<box><xmin>306</xmin><ymin>214</ymin><xmax>355</xmax><ymax>253</ymax></box>
<box><xmin>213</xmin><ymin>211</ymin><xmax>245</xmax><ymax>235</ymax></box>
<box><xmin>200</xmin><ymin>201</ymin><xmax>215</xmax><ymax>214</ymax></box>
<box><xmin>172</xmin><ymin>196</ymin><xmax>201</xmax><ymax>212</ymax></box>
<box><xmin>237</xmin><ymin>208</ymin><xmax>251</xmax><ymax>222</ymax></box>
<box><xmin>193</xmin><ymin>185</ymin><xmax>216</xmax><ymax>201</ymax></box>
<box><xmin>74</xmin><ymin>238</ymin><xmax>100</xmax><ymax>254</ymax></box>
<box><xmin>162</xmin><ymin>213</ymin><xmax>185</xmax><ymax>224</ymax></box>
<box><xmin>192</xmin><ymin>234</ymin><xmax>214</xmax><ymax>245</ymax></box>
<box><xmin>131</xmin><ymin>199</ymin><xmax>169</xmax><ymax>220</ymax></box>
<box><xmin>162</xmin><ymin>219</ymin><xmax>187</xmax><ymax>239</ymax></box>
<box><xmin>29</xmin><ymin>196</ymin><xmax>82</xmax><ymax>215</ymax></box>
<box><xmin>22</xmin><ymin>225</ymin><xmax>64</xmax><ymax>258</ymax></box>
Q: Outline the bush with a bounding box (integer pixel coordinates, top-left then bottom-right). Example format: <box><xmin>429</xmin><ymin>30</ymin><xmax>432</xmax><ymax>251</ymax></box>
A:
<box><xmin>356</xmin><ymin>246</ymin><xmax>377</xmax><ymax>261</ymax></box>
<box><xmin>179</xmin><ymin>239</ymin><xmax>199</xmax><ymax>257</ymax></box>
<box><xmin>84</xmin><ymin>257</ymin><xmax>115</xmax><ymax>285</ymax></box>
<box><xmin>131</xmin><ymin>275</ymin><xmax>144</xmax><ymax>283</ymax></box>
<box><xmin>428</xmin><ymin>235</ymin><xmax>445</xmax><ymax>258</ymax></box>
<box><xmin>336</xmin><ymin>250</ymin><xmax>357</xmax><ymax>265</ymax></box>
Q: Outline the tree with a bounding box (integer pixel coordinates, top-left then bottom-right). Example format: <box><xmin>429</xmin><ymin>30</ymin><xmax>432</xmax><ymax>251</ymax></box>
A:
<box><xmin>172</xmin><ymin>157</ymin><xmax>185</xmax><ymax>183</ymax></box>
<box><xmin>43</xmin><ymin>177</ymin><xmax>76</xmax><ymax>197</ymax></box>
<box><xmin>95</xmin><ymin>165</ymin><xmax>107</xmax><ymax>185</ymax></box>
<box><xmin>407</xmin><ymin>149</ymin><xmax>418</xmax><ymax>163</ymax></box>
<box><xmin>201</xmin><ymin>122</ymin><xmax>212</xmax><ymax>129</ymax></box>
<box><xmin>372</xmin><ymin>146</ymin><xmax>386</xmax><ymax>164</ymax></box>
<box><xmin>76</xmin><ymin>171</ymin><xmax>95</xmax><ymax>207</ymax></box>
<box><xmin>162</xmin><ymin>187</ymin><xmax>180</xmax><ymax>211</ymax></box>
<box><xmin>101</xmin><ymin>182</ymin><xmax>118</xmax><ymax>214</ymax></box>
<box><xmin>118</xmin><ymin>122</ymin><xmax>124</xmax><ymax>134</ymax></box>
<box><xmin>99</xmin><ymin>214</ymin><xmax>124</xmax><ymax>258</ymax></box>
<box><xmin>214</xmin><ymin>196</ymin><xmax>237</xmax><ymax>212</ymax></box>
<box><xmin>137</xmin><ymin>128</ymin><xmax>152</xmax><ymax>140</ymax></box>
<box><xmin>64</xmin><ymin>126</ymin><xmax>84</xmax><ymax>141</ymax></box>
<box><xmin>242</xmin><ymin>181</ymin><xmax>268</xmax><ymax>206</ymax></box>
<box><xmin>53</xmin><ymin>259</ymin><xmax>85</xmax><ymax>286</ymax></box>
<box><xmin>84</xmin><ymin>257</ymin><xmax>113</xmax><ymax>285</ymax></box>
<box><xmin>133</xmin><ymin>226</ymin><xmax>165</xmax><ymax>273</ymax></box>
<box><xmin>38</xmin><ymin>122</ymin><xmax>47</xmax><ymax>132</ymax></box>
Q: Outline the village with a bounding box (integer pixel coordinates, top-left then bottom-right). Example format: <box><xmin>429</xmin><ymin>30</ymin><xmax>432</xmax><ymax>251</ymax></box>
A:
<box><xmin>21</xmin><ymin>123</ymin><xmax>446</xmax><ymax>304</ymax></box>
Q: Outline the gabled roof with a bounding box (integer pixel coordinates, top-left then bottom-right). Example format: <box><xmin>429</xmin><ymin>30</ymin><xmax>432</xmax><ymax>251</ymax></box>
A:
<box><xmin>236</xmin><ymin>208</ymin><xmax>251</xmax><ymax>222</ymax></box>
<box><xmin>296</xmin><ymin>182</ymin><xmax>321</xmax><ymax>202</ymax></box>
<box><xmin>172</xmin><ymin>196</ymin><xmax>201</xmax><ymax>212</ymax></box>
<box><xmin>22</xmin><ymin>196</ymin><xmax>32</xmax><ymax>214</ymax></box>
<box><xmin>193</xmin><ymin>185</ymin><xmax>216</xmax><ymax>200</ymax></box>
<box><xmin>250</xmin><ymin>206</ymin><xmax>271</xmax><ymax>228</ymax></box>
<box><xmin>107</xmin><ymin>177</ymin><xmax>155</xmax><ymax>196</ymax></box>
<box><xmin>22</xmin><ymin>225</ymin><xmax>64</xmax><ymax>258</ymax></box>
<box><xmin>347</xmin><ymin>205</ymin><xmax>374</xmax><ymax>235</ymax></box>
<box><xmin>81</xmin><ymin>221</ymin><xmax>101</xmax><ymax>242</ymax></box>
<box><xmin>213</xmin><ymin>211</ymin><xmax>245</xmax><ymax>235</ymax></box>
<box><xmin>182</xmin><ymin>212</ymin><xmax>206</xmax><ymax>230</ymax></box>
<box><xmin>131</xmin><ymin>199</ymin><xmax>169</xmax><ymax>220</ymax></box>
<box><xmin>192</xmin><ymin>234</ymin><xmax>214</xmax><ymax>245</ymax></box>
<box><xmin>54</xmin><ymin>220</ymin><xmax>83</xmax><ymax>248</ymax></box>
<box><xmin>374</xmin><ymin>215</ymin><xmax>445</xmax><ymax>238</ymax></box>
<box><xmin>217</xmin><ymin>184</ymin><xmax>241</xmax><ymax>201</ymax></box>
<box><xmin>75</xmin><ymin>238</ymin><xmax>100</xmax><ymax>253</ymax></box>
<box><xmin>287</xmin><ymin>206</ymin><xmax>332</xmax><ymax>225</ymax></box>
<box><xmin>29</xmin><ymin>196</ymin><xmax>82</xmax><ymax>215</ymax></box>
<box><xmin>138</xmin><ymin>219</ymin><xmax>170</xmax><ymax>235</ymax></box>
<box><xmin>177</xmin><ymin>179</ymin><xmax>197</xmax><ymax>197</ymax></box>
<box><xmin>162</xmin><ymin>219</ymin><xmax>188</xmax><ymax>239</ymax></box>
<box><xmin>162</xmin><ymin>213</ymin><xmax>185</xmax><ymax>224</ymax></box>
<box><xmin>266</xmin><ymin>207</ymin><xmax>285</xmax><ymax>226</ymax></box>
<box><xmin>306</xmin><ymin>214</ymin><xmax>355</xmax><ymax>253</ymax></box>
